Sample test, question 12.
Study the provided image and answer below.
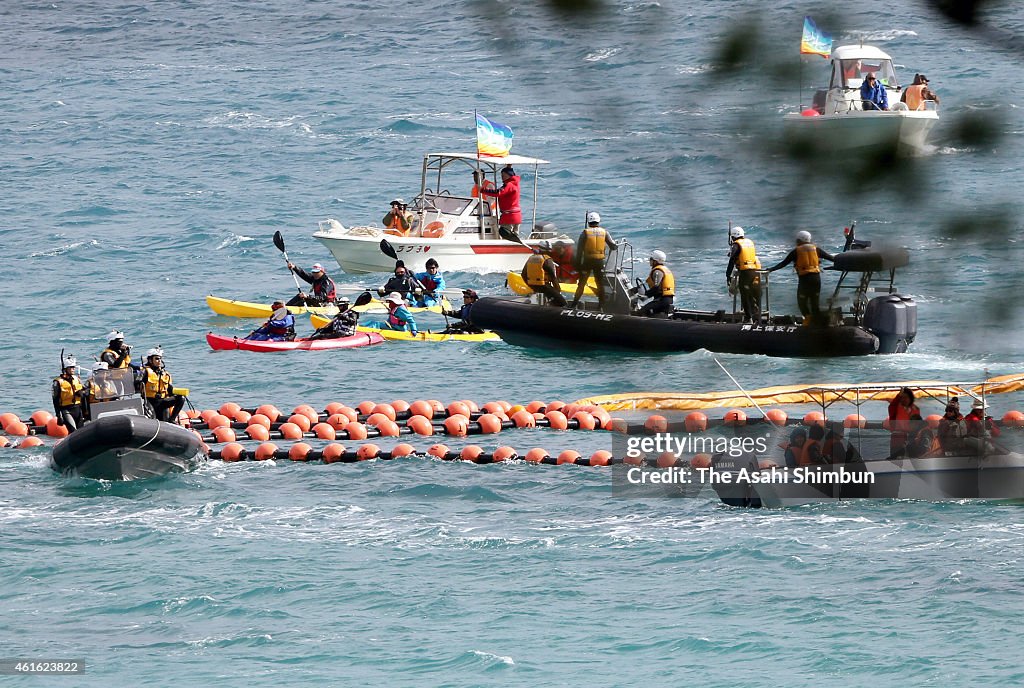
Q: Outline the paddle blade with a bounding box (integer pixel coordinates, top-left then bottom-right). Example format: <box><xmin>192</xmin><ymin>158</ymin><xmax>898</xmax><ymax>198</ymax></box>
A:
<box><xmin>354</xmin><ymin>291</ymin><xmax>374</xmax><ymax>307</ymax></box>
<box><xmin>498</xmin><ymin>227</ymin><xmax>528</xmax><ymax>248</ymax></box>
<box><xmin>273</xmin><ymin>231</ymin><xmax>286</xmax><ymax>253</ymax></box>
<box><xmin>379</xmin><ymin>239</ymin><xmax>398</xmax><ymax>260</ymax></box>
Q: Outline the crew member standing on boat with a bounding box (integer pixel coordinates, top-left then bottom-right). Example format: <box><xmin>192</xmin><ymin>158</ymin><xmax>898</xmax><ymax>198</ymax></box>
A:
<box><xmin>522</xmin><ymin>241</ymin><xmax>567</xmax><ymax>307</ymax></box>
<box><xmin>640</xmin><ymin>250</ymin><xmax>674</xmax><ymax>317</ymax></box>
<box><xmin>382</xmin><ymin>198</ymin><xmax>415</xmax><ymax>236</ymax></box>
<box><xmin>100</xmin><ymin>330</ymin><xmax>132</xmax><ymax>369</ymax></box>
<box><xmin>480</xmin><ymin>166</ymin><xmax>522</xmax><ymax>236</ymax></box>
<box><xmin>286</xmin><ymin>262</ymin><xmax>337</xmax><ymax>307</ymax></box>
<box><xmin>860</xmin><ymin>72</ymin><xmax>889</xmax><ymax>111</ymax></box>
<box><xmin>142</xmin><ymin>347</ymin><xmax>185</xmax><ymax>423</ymax></box>
<box><xmin>52</xmin><ymin>354</ymin><xmax>86</xmax><ymax>431</ymax></box>
<box><xmin>570</xmin><ymin>211</ymin><xmax>617</xmax><ymax>310</ymax></box>
<box><xmin>411</xmin><ymin>258</ymin><xmax>446</xmax><ymax>308</ymax></box>
<box><xmin>765</xmin><ymin>231</ymin><xmax>834</xmax><ymax>326</ymax></box>
<box><xmin>725</xmin><ymin>227</ymin><xmax>762</xmax><ymax>324</ymax></box>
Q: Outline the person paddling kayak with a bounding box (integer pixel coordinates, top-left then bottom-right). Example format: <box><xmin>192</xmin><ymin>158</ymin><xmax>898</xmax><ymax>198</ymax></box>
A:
<box><xmin>363</xmin><ymin>292</ymin><xmax>418</xmax><ymax>336</ymax></box>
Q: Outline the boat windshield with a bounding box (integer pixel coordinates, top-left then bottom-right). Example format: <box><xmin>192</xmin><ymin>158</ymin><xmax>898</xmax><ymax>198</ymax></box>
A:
<box><xmin>411</xmin><ymin>192</ymin><xmax>474</xmax><ymax>216</ymax></box>
<box><xmin>90</xmin><ymin>367</ymin><xmax>138</xmax><ymax>401</ymax></box>
<box><xmin>837</xmin><ymin>58</ymin><xmax>899</xmax><ymax>89</ymax></box>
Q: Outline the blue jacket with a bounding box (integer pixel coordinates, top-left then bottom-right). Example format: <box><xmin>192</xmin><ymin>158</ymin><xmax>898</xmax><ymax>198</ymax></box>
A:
<box><xmin>413</xmin><ymin>270</ymin><xmax>446</xmax><ymax>296</ymax></box>
<box><xmin>387</xmin><ymin>304</ymin><xmax>417</xmax><ymax>335</ymax></box>
<box><xmin>860</xmin><ymin>79</ymin><xmax>889</xmax><ymax>111</ymax></box>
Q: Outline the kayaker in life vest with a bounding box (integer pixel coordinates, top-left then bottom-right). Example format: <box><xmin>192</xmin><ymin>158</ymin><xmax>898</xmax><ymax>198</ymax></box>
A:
<box><xmin>725</xmin><ymin>227</ymin><xmax>762</xmax><ymax>324</ymax></box>
<box><xmin>551</xmin><ymin>240</ymin><xmax>578</xmax><ymax>283</ymax></box>
<box><xmin>52</xmin><ymin>353</ymin><xmax>86</xmax><ymax>431</ymax></box>
<box><xmin>378</xmin><ymin>261</ymin><xmax>423</xmax><ymax>300</ymax></box>
<box><xmin>382</xmin><ymin>198</ymin><xmax>415</xmax><ymax>237</ymax></box>
<box><xmin>765</xmin><ymin>231</ymin><xmax>835</xmax><ymax>326</ymax></box>
<box><xmin>410</xmin><ymin>258</ymin><xmax>446</xmax><ymax>308</ymax></box>
<box><xmin>141</xmin><ymin>347</ymin><xmax>185</xmax><ymax>423</ymax></box>
<box><xmin>100</xmin><ymin>329</ymin><xmax>132</xmax><ymax>369</ymax></box>
<box><xmin>310</xmin><ymin>296</ymin><xmax>360</xmax><ymax>340</ymax></box>
<box><xmin>480</xmin><ymin>166</ymin><xmax>522</xmax><ymax>236</ymax></box>
<box><xmin>570</xmin><ymin>211</ymin><xmax>617</xmax><ymax>310</ymax></box>
<box><xmin>442</xmin><ymin>289</ymin><xmax>484</xmax><ymax>334</ymax></box>
<box><xmin>521</xmin><ymin>241</ymin><xmax>568</xmax><ymax>307</ymax></box>
<box><xmin>248</xmin><ymin>301</ymin><xmax>297</xmax><ymax>341</ymax></box>
<box><xmin>378</xmin><ymin>292</ymin><xmax>418</xmax><ymax>336</ymax></box>
<box><xmin>286</xmin><ymin>261</ymin><xmax>337</xmax><ymax>307</ymax></box>
<box><xmin>640</xmin><ymin>250</ymin><xmax>675</xmax><ymax>317</ymax></box>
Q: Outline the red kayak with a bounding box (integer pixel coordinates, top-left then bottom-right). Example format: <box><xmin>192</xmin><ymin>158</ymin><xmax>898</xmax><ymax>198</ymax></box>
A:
<box><xmin>206</xmin><ymin>331</ymin><xmax>385</xmax><ymax>352</ymax></box>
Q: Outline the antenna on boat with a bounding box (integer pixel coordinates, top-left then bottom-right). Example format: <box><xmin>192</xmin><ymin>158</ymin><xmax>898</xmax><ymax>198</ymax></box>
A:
<box><xmin>712</xmin><ymin>356</ymin><xmax>780</xmax><ymax>427</ymax></box>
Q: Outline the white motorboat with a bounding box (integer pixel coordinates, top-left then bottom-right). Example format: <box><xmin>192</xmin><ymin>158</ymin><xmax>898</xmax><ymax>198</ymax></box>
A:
<box><xmin>783</xmin><ymin>45</ymin><xmax>939</xmax><ymax>154</ymax></box>
<box><xmin>313</xmin><ymin>152</ymin><xmax>567</xmax><ymax>274</ymax></box>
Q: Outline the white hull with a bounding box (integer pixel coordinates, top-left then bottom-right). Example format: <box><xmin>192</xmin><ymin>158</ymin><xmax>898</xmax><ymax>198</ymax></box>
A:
<box><xmin>783</xmin><ymin>110</ymin><xmax>938</xmax><ymax>154</ymax></box>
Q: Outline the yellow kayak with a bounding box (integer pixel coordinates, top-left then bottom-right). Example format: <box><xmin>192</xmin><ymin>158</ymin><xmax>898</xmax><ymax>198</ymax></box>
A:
<box><xmin>506</xmin><ymin>272</ymin><xmax>596</xmax><ymax>297</ymax></box>
<box><xmin>309</xmin><ymin>315</ymin><xmax>500</xmax><ymax>342</ymax></box>
<box><xmin>206</xmin><ymin>295</ymin><xmax>448</xmax><ymax>318</ymax></box>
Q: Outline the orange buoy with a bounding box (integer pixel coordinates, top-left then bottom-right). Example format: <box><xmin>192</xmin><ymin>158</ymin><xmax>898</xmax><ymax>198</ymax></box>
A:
<box><xmin>312</xmin><ymin>423</ymin><xmax>336</xmax><ymax>440</ymax></box>
<box><xmin>356</xmin><ymin>400</ymin><xmax>376</xmax><ymax>417</ymax></box>
<box><xmin>19</xmin><ymin>436</ymin><xmax>44</xmax><ymax>449</ymax></box>
<box><xmin>443</xmin><ymin>414</ymin><xmax>470</xmax><ymax>437</ymax></box>
<box><xmin>526</xmin><ymin>400</ymin><xmax>546</xmax><ymax>414</ymax></box>
<box><xmin>427</xmin><ymin>443</ymin><xmax>449</xmax><ymax>459</ymax></box>
<box><xmin>391</xmin><ymin>443</ymin><xmax>416</xmax><ymax>458</ymax></box>
<box><xmin>656</xmin><ymin>451</ymin><xmax>678</xmax><ymax>468</ymax></box>
<box><xmin>337</xmin><ymin>406</ymin><xmax>359</xmax><ymax>423</ymax></box>
<box><xmin>365</xmin><ymin>412</ymin><xmax>391</xmax><ymax>428</ymax></box>
<box><xmin>408</xmin><ymin>400</ymin><xmax>434</xmax><ymax>420</ymax></box>
<box><xmin>427</xmin><ymin>399</ymin><xmax>445</xmax><ymax>414</ymax></box>
<box><xmin>801</xmin><ymin>108</ymin><xmax>820</xmax><ymax>117</ymax></box>
<box><xmin>292</xmin><ymin>404</ymin><xmax>318</xmax><ymax>421</ymax></box>
<box><xmin>0</xmin><ymin>436</ymin><xmax>8</xmax><ymax>448</ymax></box>
<box><xmin>234</xmin><ymin>410</ymin><xmax>252</xmax><ymax>424</ymax></box>
<box><xmin>6</xmin><ymin>421</ymin><xmax>29</xmax><ymax>437</ymax></box>
<box><xmin>184</xmin><ymin>409</ymin><xmax>200</xmax><ymax>420</ymax></box>
<box><xmin>724</xmin><ymin>409</ymin><xmax>747</xmax><ymax>427</ymax></box>
<box><xmin>507</xmin><ymin>404</ymin><xmax>525</xmax><ymax>416</ymax></box>
<box><xmin>644</xmin><ymin>414</ymin><xmax>668</xmax><ymax>433</ymax></box>
<box><xmin>288</xmin><ymin>442</ymin><xmax>313</xmax><ymax>461</ymax></box>
<box><xmin>45</xmin><ymin>417</ymin><xmax>69</xmax><ymax>438</ymax></box>
<box><xmin>356</xmin><ymin>443</ymin><xmax>380</xmax><ymax>460</ymax></box>
<box><xmin>589</xmin><ymin>450</ymin><xmax>613</xmax><ymax>466</ymax></box>
<box><xmin>286</xmin><ymin>414</ymin><xmax>312</xmax><ymax>432</ymax></box>
<box><xmin>610</xmin><ymin>418</ymin><xmax>628</xmax><ymax>434</ymax></box>
<box><xmin>691</xmin><ymin>453</ymin><xmax>713</xmax><ymax>468</ymax></box>
<box><xmin>0</xmin><ymin>412</ymin><xmax>21</xmax><ymax>430</ymax></box>
<box><xmin>572</xmin><ymin>412</ymin><xmax>596</xmax><ymax>431</ymax></box>
<box><xmin>326</xmin><ymin>413</ymin><xmax>349</xmax><ymax>430</ymax></box>
<box><xmin>212</xmin><ymin>426</ymin><xmax>237</xmax><ymax>443</ymax></box>
<box><xmin>461</xmin><ymin>399</ymin><xmax>480</xmax><ymax>413</ymax></box>
<box><xmin>561</xmin><ymin>403</ymin><xmax>579</xmax><ymax>420</ymax></box>
<box><xmin>511</xmin><ymin>410</ymin><xmax>536</xmax><ymax>428</ymax></box>
<box><xmin>482</xmin><ymin>401</ymin><xmax>504</xmax><ymax>416</ymax></box>
<box><xmin>246</xmin><ymin>423</ymin><xmax>270</xmax><ymax>441</ymax></box>
<box><xmin>322</xmin><ymin>443</ymin><xmax>346</xmax><ymax>463</ymax></box>
<box><xmin>764</xmin><ymin>408</ymin><xmax>788</xmax><ymax>426</ymax></box>
<box><xmin>460</xmin><ymin>445</ymin><xmax>484</xmax><ymax>462</ymax></box>
<box><xmin>376</xmin><ymin>419</ymin><xmax>401</xmax><ymax>437</ymax></box>
<box><xmin>496</xmin><ymin>400</ymin><xmax>512</xmax><ymax>413</ymax></box>
<box><xmin>278</xmin><ymin>422</ymin><xmax>304</xmax><ymax>440</ymax></box>
<box><xmin>219</xmin><ymin>402</ymin><xmax>241</xmax><ymax>419</ymax></box>
<box><xmin>370</xmin><ymin>403</ymin><xmax>397</xmax><ymax>421</ymax></box>
<box><xmin>344</xmin><ymin>422</ymin><xmax>368</xmax><ymax>441</ymax></box>
<box><xmin>844</xmin><ymin>414</ymin><xmax>867</xmax><ymax>429</ymax></box>
<box><xmin>925</xmin><ymin>413</ymin><xmax>943</xmax><ymax>430</ymax></box>
<box><xmin>220</xmin><ymin>442</ymin><xmax>245</xmax><ymax>462</ymax></box>
<box><xmin>324</xmin><ymin>401</ymin><xmax>345</xmax><ymax>416</ymax></box>
<box><xmin>1002</xmin><ymin>410</ymin><xmax>1024</xmax><ymax>428</ymax></box>
<box><xmin>390</xmin><ymin>399</ymin><xmax>410</xmax><ymax>414</ymax></box>
<box><xmin>248</xmin><ymin>413</ymin><xmax>272</xmax><ymax>429</ymax></box>
<box><xmin>406</xmin><ymin>415</ymin><xmax>434</xmax><ymax>436</ymax></box>
<box><xmin>30</xmin><ymin>410</ymin><xmax>53</xmax><ymax>427</ymax></box>
<box><xmin>492</xmin><ymin>446</ymin><xmax>517</xmax><ymax>462</ymax></box>
<box><xmin>207</xmin><ymin>414</ymin><xmax>232</xmax><ymax>430</ymax></box>
<box><xmin>446</xmin><ymin>401</ymin><xmax>471</xmax><ymax>418</ymax></box>
<box><xmin>254</xmin><ymin>442</ymin><xmax>278</xmax><ymax>460</ymax></box>
<box><xmin>477</xmin><ymin>413</ymin><xmax>503</xmax><ymax>434</ymax></box>
<box><xmin>803</xmin><ymin>411</ymin><xmax>826</xmax><ymax>427</ymax></box>
<box><xmin>524</xmin><ymin>447</ymin><xmax>548</xmax><ymax>463</ymax></box>
<box><xmin>684</xmin><ymin>412</ymin><xmax>708</xmax><ymax>432</ymax></box>
<box><xmin>544</xmin><ymin>410</ymin><xmax>568</xmax><ymax>430</ymax></box>
<box><xmin>557</xmin><ymin>450</ymin><xmax>580</xmax><ymax>465</ymax></box>
<box><xmin>199</xmin><ymin>409</ymin><xmax>219</xmax><ymax>423</ymax></box>
<box><xmin>546</xmin><ymin>400</ymin><xmax>565</xmax><ymax>413</ymax></box>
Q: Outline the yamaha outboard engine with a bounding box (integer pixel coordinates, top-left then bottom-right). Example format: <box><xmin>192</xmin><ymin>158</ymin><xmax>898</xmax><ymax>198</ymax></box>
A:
<box><xmin>864</xmin><ymin>294</ymin><xmax>911</xmax><ymax>353</ymax></box>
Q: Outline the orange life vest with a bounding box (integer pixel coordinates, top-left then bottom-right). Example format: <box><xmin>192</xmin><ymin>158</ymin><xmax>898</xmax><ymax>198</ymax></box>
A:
<box><xmin>795</xmin><ymin>243</ymin><xmax>821</xmax><ymax>275</ymax></box>
<box><xmin>734</xmin><ymin>238</ymin><xmax>761</xmax><ymax>270</ymax></box>
<box><xmin>799</xmin><ymin>438</ymin><xmax>822</xmax><ymax>466</ymax></box>
<box><xmin>645</xmin><ymin>265</ymin><xmax>675</xmax><ymax>296</ymax></box>
<box><xmin>582</xmin><ymin>227</ymin><xmax>608</xmax><ymax>261</ymax></box>
<box><xmin>904</xmin><ymin>84</ymin><xmax>926</xmax><ymax>110</ymax></box>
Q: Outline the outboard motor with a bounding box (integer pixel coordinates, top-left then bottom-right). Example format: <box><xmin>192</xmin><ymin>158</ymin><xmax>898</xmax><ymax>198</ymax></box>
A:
<box><xmin>864</xmin><ymin>294</ymin><xmax>908</xmax><ymax>353</ymax></box>
<box><xmin>900</xmin><ymin>294</ymin><xmax>917</xmax><ymax>344</ymax></box>
<box><xmin>532</xmin><ymin>221</ymin><xmax>558</xmax><ymax>238</ymax></box>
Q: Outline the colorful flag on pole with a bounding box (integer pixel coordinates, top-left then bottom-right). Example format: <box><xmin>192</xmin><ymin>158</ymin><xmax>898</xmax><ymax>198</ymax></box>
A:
<box><xmin>800</xmin><ymin>16</ymin><xmax>832</xmax><ymax>59</ymax></box>
<box><xmin>475</xmin><ymin>113</ymin><xmax>514</xmax><ymax>157</ymax></box>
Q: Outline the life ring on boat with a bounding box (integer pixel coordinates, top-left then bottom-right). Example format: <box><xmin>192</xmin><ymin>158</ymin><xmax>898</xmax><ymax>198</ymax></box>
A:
<box><xmin>422</xmin><ymin>221</ymin><xmax>446</xmax><ymax>238</ymax></box>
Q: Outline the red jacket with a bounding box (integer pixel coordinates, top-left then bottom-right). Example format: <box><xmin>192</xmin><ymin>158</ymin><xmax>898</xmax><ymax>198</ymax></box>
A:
<box><xmin>482</xmin><ymin>175</ymin><xmax>522</xmax><ymax>225</ymax></box>
<box><xmin>966</xmin><ymin>409</ymin><xmax>1000</xmax><ymax>438</ymax></box>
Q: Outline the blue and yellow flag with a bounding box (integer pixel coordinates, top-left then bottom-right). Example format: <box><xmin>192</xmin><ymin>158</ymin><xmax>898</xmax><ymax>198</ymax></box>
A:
<box><xmin>475</xmin><ymin>114</ymin><xmax>514</xmax><ymax>157</ymax></box>
<box><xmin>800</xmin><ymin>17</ymin><xmax>832</xmax><ymax>58</ymax></box>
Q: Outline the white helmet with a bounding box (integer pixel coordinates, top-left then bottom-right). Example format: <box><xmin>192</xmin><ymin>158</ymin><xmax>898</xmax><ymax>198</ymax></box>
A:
<box><xmin>586</xmin><ymin>211</ymin><xmax>601</xmax><ymax>224</ymax></box>
<box><xmin>62</xmin><ymin>354</ymin><xmax>77</xmax><ymax>369</ymax></box>
<box><xmin>796</xmin><ymin>230</ymin><xmax>812</xmax><ymax>244</ymax></box>
<box><xmin>92</xmin><ymin>361</ymin><xmax>109</xmax><ymax>372</ymax></box>
<box><xmin>146</xmin><ymin>347</ymin><xmax>164</xmax><ymax>359</ymax></box>
<box><xmin>650</xmin><ymin>250</ymin><xmax>667</xmax><ymax>264</ymax></box>
<box><xmin>106</xmin><ymin>329</ymin><xmax>125</xmax><ymax>341</ymax></box>
<box><xmin>337</xmin><ymin>295</ymin><xmax>350</xmax><ymax>304</ymax></box>
<box><xmin>729</xmin><ymin>226</ymin><xmax>745</xmax><ymax>240</ymax></box>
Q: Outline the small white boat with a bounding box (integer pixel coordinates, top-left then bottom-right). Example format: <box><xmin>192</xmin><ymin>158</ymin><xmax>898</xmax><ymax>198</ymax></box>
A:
<box><xmin>313</xmin><ymin>152</ymin><xmax>568</xmax><ymax>274</ymax></box>
<box><xmin>783</xmin><ymin>45</ymin><xmax>938</xmax><ymax>154</ymax></box>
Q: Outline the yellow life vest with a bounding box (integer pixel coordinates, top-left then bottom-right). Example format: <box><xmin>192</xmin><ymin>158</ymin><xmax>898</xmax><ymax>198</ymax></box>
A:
<box><xmin>904</xmin><ymin>84</ymin><xmax>925</xmax><ymax>110</ymax></box>
<box><xmin>646</xmin><ymin>265</ymin><xmax>675</xmax><ymax>296</ymax></box>
<box><xmin>582</xmin><ymin>227</ymin><xmax>608</xmax><ymax>261</ymax></box>
<box><xmin>735</xmin><ymin>238</ymin><xmax>761</xmax><ymax>270</ymax></box>
<box><xmin>143</xmin><ymin>367</ymin><xmax>173</xmax><ymax>400</ymax></box>
<box><xmin>524</xmin><ymin>254</ymin><xmax>549</xmax><ymax>286</ymax></box>
<box><xmin>102</xmin><ymin>347</ymin><xmax>131</xmax><ymax>368</ymax></box>
<box><xmin>795</xmin><ymin>243</ymin><xmax>821</xmax><ymax>275</ymax></box>
<box><xmin>89</xmin><ymin>380</ymin><xmax>118</xmax><ymax>403</ymax></box>
<box><xmin>54</xmin><ymin>375</ymin><xmax>84</xmax><ymax>407</ymax></box>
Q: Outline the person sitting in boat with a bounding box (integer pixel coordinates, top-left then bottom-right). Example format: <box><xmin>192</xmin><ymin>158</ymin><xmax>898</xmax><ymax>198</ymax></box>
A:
<box><xmin>906</xmin><ymin>411</ymin><xmax>939</xmax><ymax>458</ymax></box>
<box><xmin>522</xmin><ymin>241</ymin><xmax>568</xmax><ymax>307</ymax></box>
<box><xmin>480</xmin><ymin>166</ymin><xmax>522</xmax><ymax>237</ymax></box>
<box><xmin>886</xmin><ymin>387</ymin><xmax>920</xmax><ymax>458</ymax></box>
<box><xmin>100</xmin><ymin>329</ymin><xmax>133</xmax><ymax>370</ymax></box>
<box><xmin>141</xmin><ymin>348</ymin><xmax>185</xmax><ymax>424</ymax></box>
<box><xmin>372</xmin><ymin>292</ymin><xmax>418</xmax><ymax>336</ymax></box>
<box><xmin>784</xmin><ymin>428</ymin><xmax>807</xmax><ymax>468</ymax></box>
<box><xmin>410</xmin><ymin>258</ymin><xmax>446</xmax><ymax>308</ymax></box>
<box><xmin>639</xmin><ymin>250</ymin><xmax>675</xmax><ymax>317</ymax></box>
<box><xmin>765</xmin><ymin>231</ymin><xmax>835</xmax><ymax>326</ymax></box>
<box><xmin>938</xmin><ymin>399</ymin><xmax>966</xmax><ymax>454</ymax></box>
<box><xmin>87</xmin><ymin>361</ymin><xmax>119</xmax><ymax>404</ymax></box>
<box><xmin>551</xmin><ymin>239</ymin><xmax>578</xmax><ymax>283</ymax></box>
<box><xmin>377</xmin><ymin>261</ymin><xmax>423</xmax><ymax>300</ymax></box>
<box><xmin>920</xmin><ymin>75</ymin><xmax>940</xmax><ymax>107</ymax></box>
<box><xmin>798</xmin><ymin>423</ymin><xmax>827</xmax><ymax>465</ymax></box>
<box><xmin>382</xmin><ymin>198</ymin><xmax>414</xmax><ymax>237</ymax></box>
<box><xmin>725</xmin><ymin>227</ymin><xmax>762</xmax><ymax>324</ymax></box>
<box><xmin>570</xmin><ymin>211</ymin><xmax>617</xmax><ymax>310</ymax></box>
<box><xmin>310</xmin><ymin>295</ymin><xmax>360</xmax><ymax>340</ymax></box>
<box><xmin>52</xmin><ymin>353</ymin><xmax>86</xmax><ymax>431</ymax></box>
<box><xmin>964</xmin><ymin>399</ymin><xmax>1001</xmax><ymax>455</ymax></box>
<box><xmin>441</xmin><ymin>289</ymin><xmax>485</xmax><ymax>334</ymax></box>
<box><xmin>860</xmin><ymin>72</ymin><xmax>889</xmax><ymax>111</ymax></box>
<box><xmin>286</xmin><ymin>261</ymin><xmax>337</xmax><ymax>307</ymax></box>
<box><xmin>248</xmin><ymin>302</ymin><xmax>296</xmax><ymax>341</ymax></box>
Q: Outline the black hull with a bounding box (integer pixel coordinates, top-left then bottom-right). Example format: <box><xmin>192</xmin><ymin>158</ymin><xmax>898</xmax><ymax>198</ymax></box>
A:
<box><xmin>50</xmin><ymin>415</ymin><xmax>204</xmax><ymax>480</ymax></box>
<box><xmin>471</xmin><ymin>297</ymin><xmax>880</xmax><ymax>357</ymax></box>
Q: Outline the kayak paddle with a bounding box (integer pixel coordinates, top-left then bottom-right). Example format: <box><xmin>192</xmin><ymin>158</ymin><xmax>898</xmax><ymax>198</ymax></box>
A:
<box><xmin>273</xmin><ymin>230</ymin><xmax>305</xmax><ymax>294</ymax></box>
